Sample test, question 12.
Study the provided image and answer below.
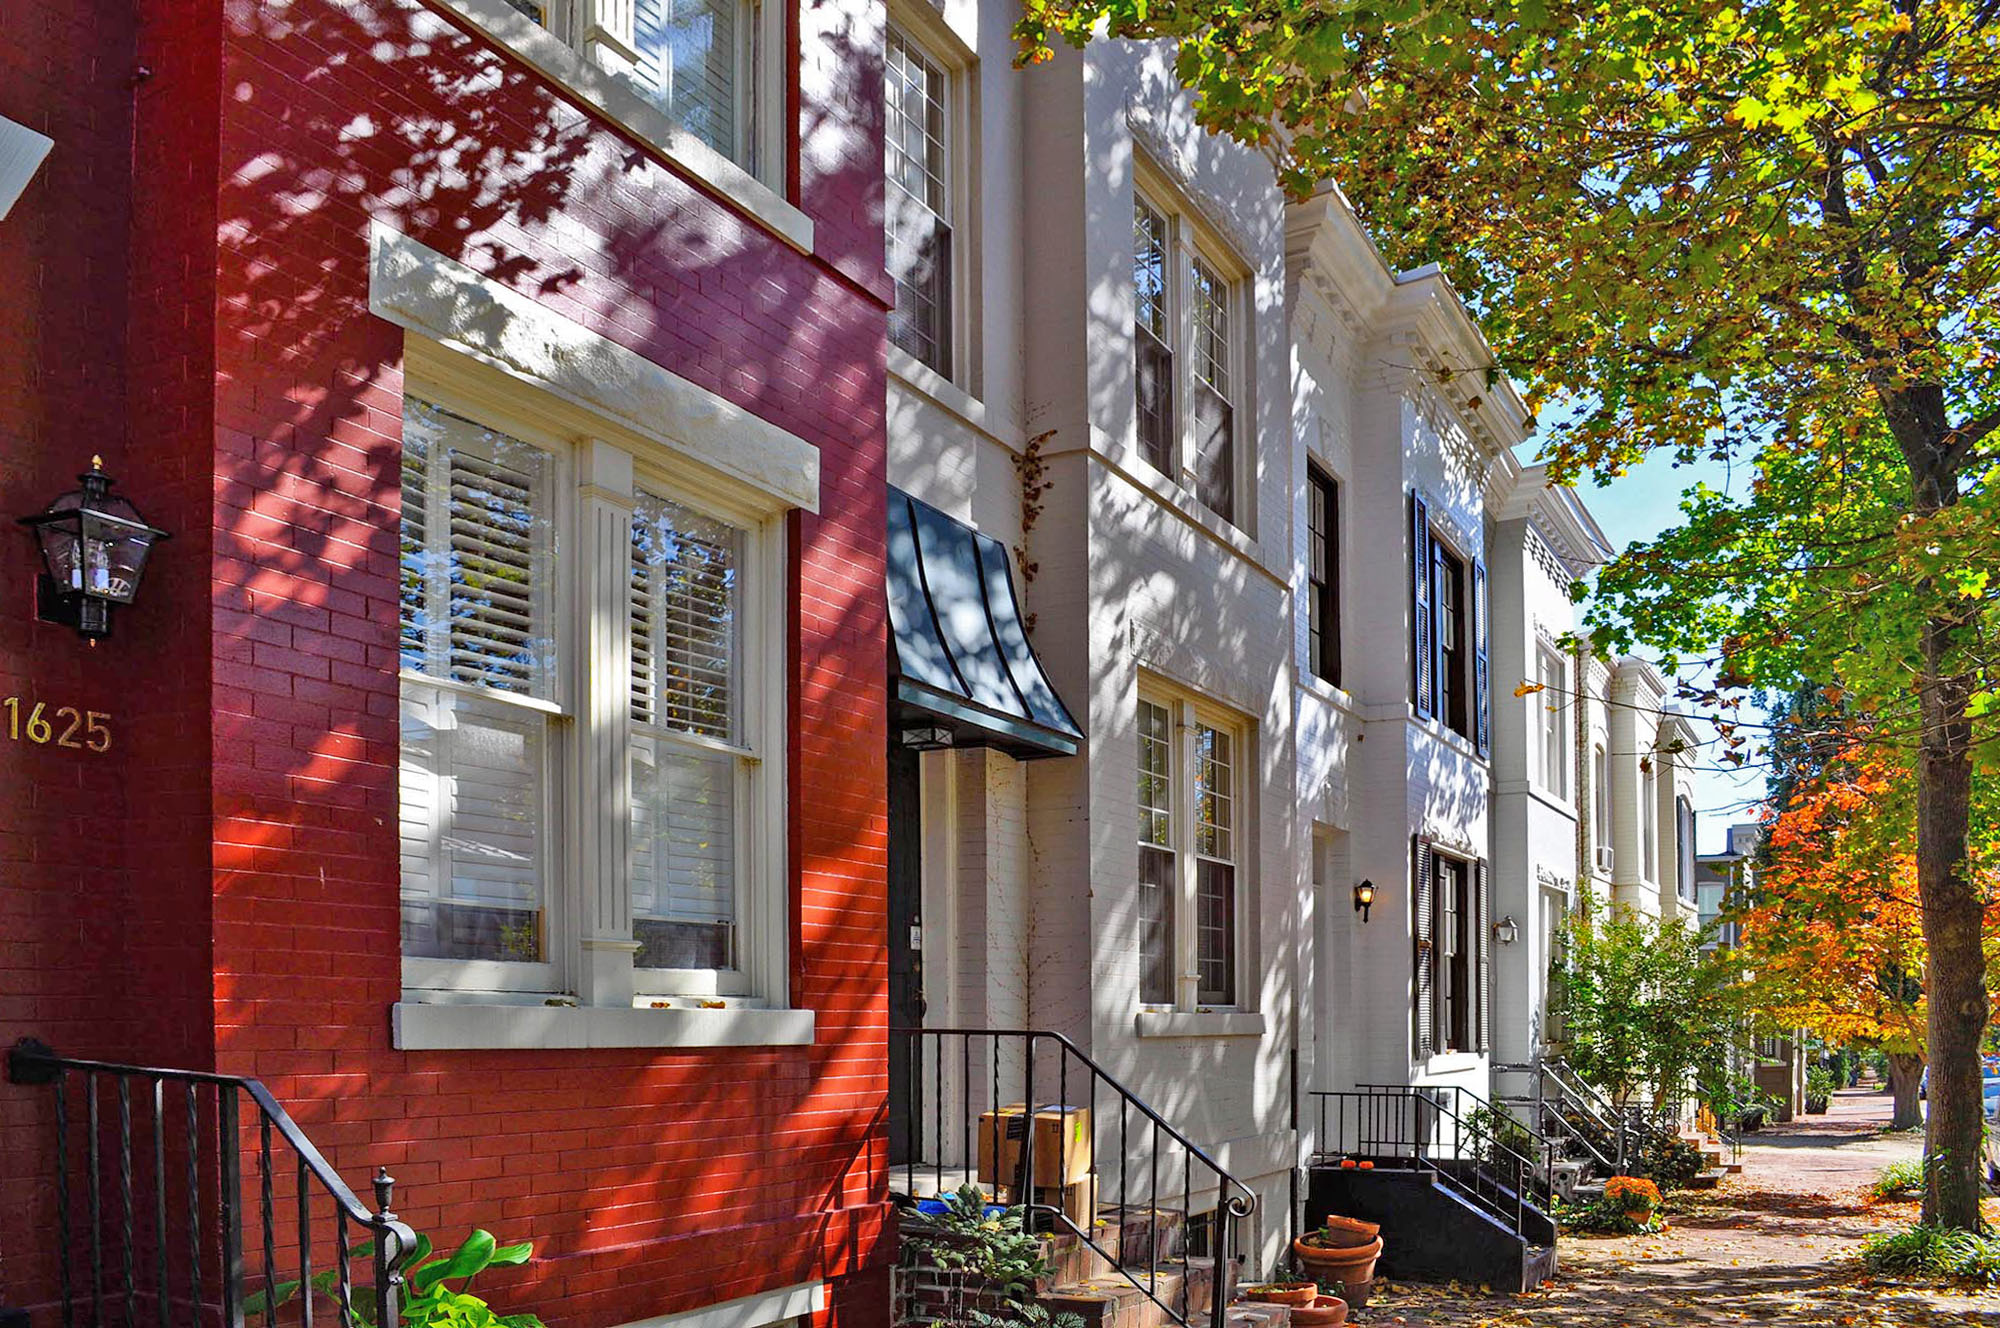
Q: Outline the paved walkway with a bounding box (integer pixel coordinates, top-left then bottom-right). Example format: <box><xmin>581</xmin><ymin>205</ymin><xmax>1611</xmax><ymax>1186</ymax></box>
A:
<box><xmin>1358</xmin><ymin>1088</ymin><xmax>2000</xmax><ymax>1326</ymax></box>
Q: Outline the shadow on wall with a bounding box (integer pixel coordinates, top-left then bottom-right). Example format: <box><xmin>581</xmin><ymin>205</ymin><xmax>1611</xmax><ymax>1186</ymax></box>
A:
<box><xmin>9</xmin><ymin>0</ymin><xmax>894</xmax><ymax>1323</ymax></box>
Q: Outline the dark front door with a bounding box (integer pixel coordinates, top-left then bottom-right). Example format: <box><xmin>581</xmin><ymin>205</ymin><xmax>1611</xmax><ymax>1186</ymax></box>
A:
<box><xmin>887</xmin><ymin>741</ymin><xmax>925</xmax><ymax>1167</ymax></box>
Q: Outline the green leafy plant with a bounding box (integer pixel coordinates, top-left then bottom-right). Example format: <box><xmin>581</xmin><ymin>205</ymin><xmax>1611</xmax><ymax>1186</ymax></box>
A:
<box><xmin>1805</xmin><ymin>1065</ymin><xmax>1836</xmax><ymax>1112</ymax></box>
<box><xmin>244</xmin><ymin>1228</ymin><xmax>542</xmax><ymax>1328</ymax></box>
<box><xmin>1867</xmin><ymin>1158</ymin><xmax>1928</xmax><ymax>1202</ymax></box>
<box><xmin>961</xmin><ymin>1307</ymin><xmax>1085</xmax><ymax>1328</ymax></box>
<box><xmin>1633</xmin><ymin>1134</ymin><xmax>1706</xmax><ymax>1191</ymax></box>
<box><xmin>1554</xmin><ymin>1189</ymin><xmax>1665</xmax><ymax>1237</ymax></box>
<box><xmin>900</xmin><ymin>1184</ymin><xmax>1053</xmax><ymax>1310</ymax></box>
<box><xmin>1861</xmin><ymin>1225</ymin><xmax>2000</xmax><ymax>1286</ymax></box>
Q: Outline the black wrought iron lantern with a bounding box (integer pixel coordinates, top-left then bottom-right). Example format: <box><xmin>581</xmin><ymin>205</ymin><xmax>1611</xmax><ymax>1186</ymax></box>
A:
<box><xmin>19</xmin><ymin>457</ymin><xmax>169</xmax><ymax>640</ymax></box>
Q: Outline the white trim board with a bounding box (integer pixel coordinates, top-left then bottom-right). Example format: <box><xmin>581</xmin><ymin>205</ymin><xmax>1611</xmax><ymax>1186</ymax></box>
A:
<box><xmin>392</xmin><ymin>1002</ymin><xmax>816</xmax><ymax>1050</ymax></box>
<box><xmin>610</xmin><ymin>1281</ymin><xmax>825</xmax><ymax>1328</ymax></box>
<box><xmin>368</xmin><ymin>222</ymin><xmax>820</xmax><ymax>513</ymax></box>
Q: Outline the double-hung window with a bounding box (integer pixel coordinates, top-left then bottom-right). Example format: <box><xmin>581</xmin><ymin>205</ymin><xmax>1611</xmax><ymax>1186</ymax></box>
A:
<box><xmin>1131</xmin><ymin>180</ymin><xmax>1246</xmax><ymax>527</ymax></box>
<box><xmin>884</xmin><ymin>26</ymin><xmax>954</xmax><ymax>377</ymax></box>
<box><xmin>629</xmin><ymin>491</ymin><xmax>750</xmax><ymax>982</ymax></box>
<box><xmin>468</xmin><ymin>0</ymin><xmax>780</xmax><ymax>184</ymax></box>
<box><xmin>1534</xmin><ymin>643</ymin><xmax>1568</xmax><ymax>799</ymax></box>
<box><xmin>397</xmin><ymin>372</ymin><xmax>787</xmax><ymax>1008</ymax></box>
<box><xmin>1412</xmin><ymin>839</ymin><xmax>1489</xmax><ymax>1059</ymax></box>
<box><xmin>1307</xmin><ymin>466</ymin><xmax>1341</xmax><ymax>687</ymax></box>
<box><xmin>399</xmin><ymin>400</ymin><xmax>565</xmax><ymax>991</ymax></box>
<box><xmin>1409</xmin><ymin>492</ymin><xmax>1489</xmax><ymax>753</ymax></box>
<box><xmin>1136</xmin><ymin>689</ymin><xmax>1246</xmax><ymax>1009</ymax></box>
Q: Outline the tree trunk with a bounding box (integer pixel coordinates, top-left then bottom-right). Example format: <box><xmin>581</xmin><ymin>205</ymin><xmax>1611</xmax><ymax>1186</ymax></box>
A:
<box><xmin>1884</xmin><ymin>395</ymin><xmax>1992</xmax><ymax>1233</ymax></box>
<box><xmin>1914</xmin><ymin>632</ymin><xmax>1987</xmax><ymax>1230</ymax></box>
<box><xmin>1886</xmin><ymin>1052</ymin><xmax>1925</xmax><ymax>1132</ymax></box>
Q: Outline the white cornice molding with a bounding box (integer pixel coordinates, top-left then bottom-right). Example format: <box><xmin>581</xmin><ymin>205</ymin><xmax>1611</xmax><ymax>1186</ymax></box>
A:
<box><xmin>369</xmin><ymin>222</ymin><xmax>820</xmax><ymax>512</ymax></box>
<box><xmin>1126</xmin><ymin>103</ymin><xmax>1266</xmax><ymax>264</ymax></box>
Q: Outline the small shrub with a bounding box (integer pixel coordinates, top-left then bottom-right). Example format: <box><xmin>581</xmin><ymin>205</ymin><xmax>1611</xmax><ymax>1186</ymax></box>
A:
<box><xmin>901</xmin><ymin>1184</ymin><xmax>1053</xmax><ymax>1309</ymax></box>
<box><xmin>1860</xmin><ymin>1225</ymin><xmax>2000</xmax><ymax>1286</ymax></box>
<box><xmin>1866</xmin><ymin>1158</ymin><xmax>1926</xmax><ymax>1202</ymax></box>
<box><xmin>1634</xmin><ymin>1133</ymin><xmax>1705</xmax><ymax>1190</ymax></box>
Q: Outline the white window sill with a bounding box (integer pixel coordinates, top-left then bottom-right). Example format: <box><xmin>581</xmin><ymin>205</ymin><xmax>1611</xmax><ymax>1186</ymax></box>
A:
<box><xmin>392</xmin><ymin>1001</ymin><xmax>816</xmax><ymax>1050</ymax></box>
<box><xmin>610</xmin><ymin>1280</ymin><xmax>824</xmax><ymax>1328</ymax></box>
<box><xmin>888</xmin><ymin>345</ymin><xmax>993</xmax><ymax>436</ymax></box>
<box><xmin>1134</xmin><ymin>1010</ymin><xmax>1267</xmax><ymax>1039</ymax></box>
<box><xmin>433</xmin><ymin>0</ymin><xmax>813</xmax><ymax>254</ymax></box>
<box><xmin>1298</xmin><ymin>672</ymin><xmax>1360</xmax><ymax>718</ymax></box>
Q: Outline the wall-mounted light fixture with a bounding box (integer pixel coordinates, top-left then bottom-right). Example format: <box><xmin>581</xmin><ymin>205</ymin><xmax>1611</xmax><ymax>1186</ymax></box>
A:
<box><xmin>19</xmin><ymin>458</ymin><xmax>169</xmax><ymax>641</ymax></box>
<box><xmin>1494</xmin><ymin>914</ymin><xmax>1521</xmax><ymax>946</ymax></box>
<box><xmin>1352</xmin><ymin>879</ymin><xmax>1375</xmax><ymax>923</ymax></box>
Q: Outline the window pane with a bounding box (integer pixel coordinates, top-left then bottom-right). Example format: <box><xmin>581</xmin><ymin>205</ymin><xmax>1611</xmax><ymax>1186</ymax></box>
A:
<box><xmin>1196</xmin><ymin>859</ymin><xmax>1235</xmax><ymax>1005</ymax></box>
<box><xmin>1194</xmin><ymin>723</ymin><xmax>1232</xmax><ymax>861</ymax></box>
<box><xmin>400</xmin><ymin>687</ymin><xmax>548</xmax><ymax>963</ymax></box>
<box><xmin>1189</xmin><ymin>257</ymin><xmax>1229</xmax><ymax>400</ymax></box>
<box><xmin>1192</xmin><ymin>381</ymin><xmax>1234</xmax><ymax>524</ymax></box>
<box><xmin>1134</xmin><ymin>202</ymin><xmax>1168</xmax><ymax>339</ymax></box>
<box><xmin>632</xmin><ymin>736</ymin><xmax>738</xmax><ymax>970</ymax></box>
<box><xmin>633</xmin><ymin>0</ymin><xmax>744</xmax><ymax>160</ymax></box>
<box><xmin>884</xmin><ymin>31</ymin><xmax>952</xmax><ymax>375</ymax></box>
<box><xmin>400</xmin><ymin>399</ymin><xmax>557</xmax><ymax>702</ymax></box>
<box><xmin>631</xmin><ymin>492</ymin><xmax>742</xmax><ymax>742</ymax></box>
<box><xmin>1308</xmin><ymin>469</ymin><xmax>1338</xmax><ymax>685</ymax></box>
<box><xmin>1140</xmin><ymin>844</ymin><xmax>1175</xmax><ymax>1005</ymax></box>
<box><xmin>1137</xmin><ymin>699</ymin><xmax>1173</xmax><ymax>846</ymax></box>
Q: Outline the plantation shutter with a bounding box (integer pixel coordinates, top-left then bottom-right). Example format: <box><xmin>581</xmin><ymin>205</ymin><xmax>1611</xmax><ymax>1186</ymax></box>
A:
<box><xmin>633</xmin><ymin>0</ymin><xmax>742</xmax><ymax>160</ymax></box>
<box><xmin>1472</xmin><ymin>557</ymin><xmax>1491</xmax><ymax>757</ymax></box>
<box><xmin>629</xmin><ymin>492</ymin><xmax>745</xmax><ymax>972</ymax></box>
<box><xmin>1411</xmin><ymin>492</ymin><xmax>1433</xmax><ymax>719</ymax></box>
<box><xmin>446</xmin><ymin>445</ymin><xmax>554</xmax><ymax>697</ymax></box>
<box><xmin>1474</xmin><ymin>859</ymin><xmax>1492</xmax><ymax>1053</ymax></box>
<box><xmin>1412</xmin><ymin>835</ymin><xmax>1435</xmax><ymax>1062</ymax></box>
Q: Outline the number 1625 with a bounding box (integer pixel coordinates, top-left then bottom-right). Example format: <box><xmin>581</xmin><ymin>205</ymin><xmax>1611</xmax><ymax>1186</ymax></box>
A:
<box><xmin>2</xmin><ymin>698</ymin><xmax>111</xmax><ymax>752</ymax></box>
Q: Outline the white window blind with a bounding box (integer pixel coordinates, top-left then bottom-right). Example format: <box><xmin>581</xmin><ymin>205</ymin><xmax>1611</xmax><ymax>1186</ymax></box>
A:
<box><xmin>629</xmin><ymin>490</ymin><xmax>748</xmax><ymax>975</ymax></box>
<box><xmin>398</xmin><ymin>399</ymin><xmax>558</xmax><ymax>970</ymax></box>
<box><xmin>1193</xmin><ymin>721</ymin><xmax>1236</xmax><ymax>1005</ymax></box>
<box><xmin>1137</xmin><ymin>699</ymin><xmax>1175</xmax><ymax>1005</ymax></box>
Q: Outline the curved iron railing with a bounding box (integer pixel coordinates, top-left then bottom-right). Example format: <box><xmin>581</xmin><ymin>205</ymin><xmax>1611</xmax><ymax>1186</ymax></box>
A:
<box><xmin>6</xmin><ymin>1039</ymin><xmax>416</xmax><ymax>1328</ymax></box>
<box><xmin>891</xmin><ymin>1027</ymin><xmax>1257</xmax><ymax>1328</ymax></box>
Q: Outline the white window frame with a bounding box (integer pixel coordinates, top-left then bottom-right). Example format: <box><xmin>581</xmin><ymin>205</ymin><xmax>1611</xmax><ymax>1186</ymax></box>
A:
<box><xmin>1135</xmin><ymin>681</ymin><xmax>1250</xmax><ymax>1013</ymax></box>
<box><xmin>435</xmin><ymin>0</ymin><xmax>806</xmax><ymax>251</ymax></box>
<box><xmin>883</xmin><ymin>6</ymin><xmax>977</xmax><ymax>392</ymax></box>
<box><xmin>396</xmin><ymin>339</ymin><xmax>792</xmax><ymax>1012</ymax></box>
<box><xmin>1592</xmin><ymin>744</ymin><xmax>1611</xmax><ymax>855</ymax></box>
<box><xmin>1534</xmin><ymin>642</ymin><xmax>1568</xmax><ymax>801</ymax></box>
<box><xmin>1132</xmin><ymin>163</ymin><xmax>1250</xmax><ymax>530</ymax></box>
<box><xmin>398</xmin><ymin>375</ymin><xmax>578</xmax><ymax>1001</ymax></box>
<box><xmin>1642</xmin><ymin>762</ymin><xmax>1660</xmax><ymax>885</ymax></box>
<box><xmin>628</xmin><ymin>464</ymin><xmax>787</xmax><ymax>1003</ymax></box>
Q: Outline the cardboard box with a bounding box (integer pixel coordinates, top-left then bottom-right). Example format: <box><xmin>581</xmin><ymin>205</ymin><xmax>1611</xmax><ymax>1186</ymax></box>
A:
<box><xmin>976</xmin><ymin>1103</ymin><xmax>1092</xmax><ymax>1187</ymax></box>
<box><xmin>1037</xmin><ymin>1174</ymin><xmax>1099</xmax><ymax>1228</ymax></box>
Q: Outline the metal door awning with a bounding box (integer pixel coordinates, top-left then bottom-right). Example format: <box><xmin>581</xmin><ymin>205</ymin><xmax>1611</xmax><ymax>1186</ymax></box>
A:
<box><xmin>886</xmin><ymin>486</ymin><xmax>1083</xmax><ymax>759</ymax></box>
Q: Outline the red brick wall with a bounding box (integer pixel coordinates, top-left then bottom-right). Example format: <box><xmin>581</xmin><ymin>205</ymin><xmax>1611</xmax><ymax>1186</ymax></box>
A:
<box><xmin>2</xmin><ymin>0</ymin><xmax>891</xmax><ymax>1322</ymax></box>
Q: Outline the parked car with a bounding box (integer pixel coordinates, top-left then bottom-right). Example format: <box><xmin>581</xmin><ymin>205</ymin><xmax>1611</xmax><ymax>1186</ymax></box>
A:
<box><xmin>1985</xmin><ymin>1078</ymin><xmax>2000</xmax><ymax>1184</ymax></box>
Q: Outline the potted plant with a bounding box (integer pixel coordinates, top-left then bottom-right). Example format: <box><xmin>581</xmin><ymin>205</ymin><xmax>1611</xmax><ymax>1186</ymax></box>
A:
<box><xmin>1604</xmin><ymin>1175</ymin><xmax>1664</xmax><ymax>1228</ymax></box>
<box><xmin>1239</xmin><ymin>1281</ymin><xmax>1316</xmax><ymax>1307</ymax></box>
<box><xmin>1290</xmin><ymin>1293</ymin><xmax>1349</xmax><ymax>1326</ymax></box>
<box><xmin>1292</xmin><ymin>1220</ymin><xmax>1383</xmax><ymax>1308</ymax></box>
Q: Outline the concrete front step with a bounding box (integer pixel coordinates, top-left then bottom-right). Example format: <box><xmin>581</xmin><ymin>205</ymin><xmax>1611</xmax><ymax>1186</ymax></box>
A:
<box><xmin>1041</xmin><ymin>1256</ymin><xmax>1229</xmax><ymax>1328</ymax></box>
<box><xmin>1685</xmin><ymin>1167</ymin><xmax>1728</xmax><ymax>1190</ymax></box>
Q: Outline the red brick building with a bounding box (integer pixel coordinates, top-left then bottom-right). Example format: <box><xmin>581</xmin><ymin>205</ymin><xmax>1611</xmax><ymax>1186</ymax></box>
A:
<box><xmin>0</xmin><ymin>1</ymin><xmax>892</xmax><ymax>1324</ymax></box>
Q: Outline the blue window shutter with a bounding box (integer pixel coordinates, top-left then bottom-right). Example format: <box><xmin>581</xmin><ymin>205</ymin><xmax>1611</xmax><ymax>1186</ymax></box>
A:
<box><xmin>1411</xmin><ymin>493</ymin><xmax>1433</xmax><ymax>720</ymax></box>
<box><xmin>1412</xmin><ymin>835</ymin><xmax>1435</xmax><ymax>1062</ymax></box>
<box><xmin>1472</xmin><ymin>556</ymin><xmax>1491</xmax><ymax>757</ymax></box>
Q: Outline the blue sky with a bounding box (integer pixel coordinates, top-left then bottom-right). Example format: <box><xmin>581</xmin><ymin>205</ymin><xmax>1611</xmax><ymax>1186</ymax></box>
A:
<box><xmin>1576</xmin><ymin>455</ymin><xmax>1767</xmax><ymax>856</ymax></box>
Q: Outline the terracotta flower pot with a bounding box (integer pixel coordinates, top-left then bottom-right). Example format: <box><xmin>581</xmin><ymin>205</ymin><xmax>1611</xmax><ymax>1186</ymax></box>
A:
<box><xmin>1293</xmin><ymin>1233</ymin><xmax>1383</xmax><ymax>1293</ymax></box>
<box><xmin>1241</xmin><ymin>1281</ymin><xmax>1317</xmax><ymax>1307</ymax></box>
<box><xmin>1310</xmin><ymin>1215</ymin><xmax>1381</xmax><ymax>1249</ymax></box>
<box><xmin>1289</xmin><ymin>1294</ymin><xmax>1349</xmax><ymax>1326</ymax></box>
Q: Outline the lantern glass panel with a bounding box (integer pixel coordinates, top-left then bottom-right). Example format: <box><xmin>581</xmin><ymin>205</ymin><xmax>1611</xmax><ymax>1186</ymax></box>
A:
<box><xmin>34</xmin><ymin>511</ymin><xmax>84</xmax><ymax>593</ymax></box>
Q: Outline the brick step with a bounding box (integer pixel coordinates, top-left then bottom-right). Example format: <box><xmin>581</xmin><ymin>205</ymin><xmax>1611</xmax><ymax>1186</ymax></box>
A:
<box><xmin>1040</xmin><ymin>1255</ymin><xmax>1231</xmax><ymax>1328</ymax></box>
<box><xmin>1684</xmin><ymin>1167</ymin><xmax>1728</xmax><ymax>1191</ymax></box>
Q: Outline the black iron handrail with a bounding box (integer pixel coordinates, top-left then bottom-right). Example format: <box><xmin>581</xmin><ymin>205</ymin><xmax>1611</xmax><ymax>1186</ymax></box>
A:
<box><xmin>1309</xmin><ymin>1087</ymin><xmax>1550</xmax><ymax>1239</ymax></box>
<box><xmin>1353</xmin><ymin>1082</ymin><xmax>1559</xmax><ymax>1206</ymax></box>
<box><xmin>892</xmin><ymin>1027</ymin><xmax>1257</xmax><ymax>1328</ymax></box>
<box><xmin>1492</xmin><ymin>1061</ymin><xmax>1620</xmax><ymax>1175</ymax></box>
<box><xmin>7</xmin><ymin>1038</ymin><xmax>416</xmax><ymax>1328</ymax></box>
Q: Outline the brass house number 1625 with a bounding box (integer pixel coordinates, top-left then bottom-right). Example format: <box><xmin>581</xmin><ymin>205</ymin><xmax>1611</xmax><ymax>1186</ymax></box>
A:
<box><xmin>2</xmin><ymin>698</ymin><xmax>111</xmax><ymax>752</ymax></box>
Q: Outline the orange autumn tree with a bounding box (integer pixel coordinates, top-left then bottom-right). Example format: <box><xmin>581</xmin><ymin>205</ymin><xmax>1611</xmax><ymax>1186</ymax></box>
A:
<box><xmin>1738</xmin><ymin>745</ymin><xmax>2000</xmax><ymax>1130</ymax></box>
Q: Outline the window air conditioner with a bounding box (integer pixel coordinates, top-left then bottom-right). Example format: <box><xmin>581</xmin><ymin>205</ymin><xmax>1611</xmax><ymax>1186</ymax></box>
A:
<box><xmin>1595</xmin><ymin>845</ymin><xmax>1615</xmax><ymax>873</ymax></box>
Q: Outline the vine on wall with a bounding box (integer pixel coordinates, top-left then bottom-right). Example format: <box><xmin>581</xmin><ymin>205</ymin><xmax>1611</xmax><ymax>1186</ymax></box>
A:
<box><xmin>1012</xmin><ymin>429</ymin><xmax>1055</xmax><ymax>634</ymax></box>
